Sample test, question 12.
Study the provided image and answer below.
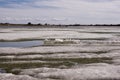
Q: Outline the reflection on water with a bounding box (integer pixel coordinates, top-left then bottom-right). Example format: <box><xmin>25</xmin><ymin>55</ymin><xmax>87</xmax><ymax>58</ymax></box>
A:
<box><xmin>0</xmin><ymin>40</ymin><xmax>43</xmax><ymax>47</ymax></box>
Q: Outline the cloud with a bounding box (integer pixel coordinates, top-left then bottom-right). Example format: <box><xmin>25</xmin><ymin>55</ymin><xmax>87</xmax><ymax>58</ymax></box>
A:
<box><xmin>81</xmin><ymin>0</ymin><xmax>115</xmax><ymax>3</ymax></box>
<box><xmin>0</xmin><ymin>0</ymin><xmax>61</xmax><ymax>9</ymax></box>
<box><xmin>0</xmin><ymin>0</ymin><xmax>120</xmax><ymax>24</ymax></box>
<box><xmin>52</xmin><ymin>18</ymin><xmax>68</xmax><ymax>21</ymax></box>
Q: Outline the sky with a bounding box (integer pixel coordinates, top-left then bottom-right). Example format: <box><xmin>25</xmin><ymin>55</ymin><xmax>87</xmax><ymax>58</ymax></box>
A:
<box><xmin>0</xmin><ymin>0</ymin><xmax>120</xmax><ymax>24</ymax></box>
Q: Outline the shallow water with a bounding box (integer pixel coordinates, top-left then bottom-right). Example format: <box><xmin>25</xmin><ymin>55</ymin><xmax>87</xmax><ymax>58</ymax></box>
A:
<box><xmin>0</xmin><ymin>68</ymin><xmax>6</xmax><ymax>73</ymax></box>
<box><xmin>0</xmin><ymin>40</ymin><xmax>43</xmax><ymax>47</ymax></box>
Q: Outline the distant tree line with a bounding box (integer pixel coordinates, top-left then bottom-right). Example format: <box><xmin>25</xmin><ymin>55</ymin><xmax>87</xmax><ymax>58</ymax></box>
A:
<box><xmin>0</xmin><ymin>22</ymin><xmax>120</xmax><ymax>26</ymax></box>
<box><xmin>26</xmin><ymin>22</ymin><xmax>49</xmax><ymax>26</ymax></box>
<box><xmin>65</xmin><ymin>24</ymin><xmax>120</xmax><ymax>26</ymax></box>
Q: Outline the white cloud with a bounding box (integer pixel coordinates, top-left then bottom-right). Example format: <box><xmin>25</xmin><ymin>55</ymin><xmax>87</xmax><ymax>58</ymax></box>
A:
<box><xmin>0</xmin><ymin>0</ymin><xmax>120</xmax><ymax>24</ymax></box>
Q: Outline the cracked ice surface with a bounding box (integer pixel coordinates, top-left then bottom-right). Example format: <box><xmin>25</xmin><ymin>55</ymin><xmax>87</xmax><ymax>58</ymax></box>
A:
<box><xmin>0</xmin><ymin>73</ymin><xmax>38</xmax><ymax>80</ymax></box>
<box><xmin>0</xmin><ymin>28</ymin><xmax>113</xmax><ymax>40</ymax></box>
<box><xmin>0</xmin><ymin>46</ymin><xmax>119</xmax><ymax>54</ymax></box>
<box><xmin>0</xmin><ymin>26</ymin><xmax>120</xmax><ymax>80</ymax></box>
<box><xmin>20</xmin><ymin>64</ymin><xmax>120</xmax><ymax>80</ymax></box>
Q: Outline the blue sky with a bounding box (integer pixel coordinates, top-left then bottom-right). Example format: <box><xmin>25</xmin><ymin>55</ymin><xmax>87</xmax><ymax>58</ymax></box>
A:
<box><xmin>0</xmin><ymin>0</ymin><xmax>120</xmax><ymax>24</ymax></box>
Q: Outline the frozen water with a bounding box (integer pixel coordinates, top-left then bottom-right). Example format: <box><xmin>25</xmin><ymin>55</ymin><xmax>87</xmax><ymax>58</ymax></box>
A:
<box><xmin>0</xmin><ymin>26</ymin><xmax>120</xmax><ymax>80</ymax></box>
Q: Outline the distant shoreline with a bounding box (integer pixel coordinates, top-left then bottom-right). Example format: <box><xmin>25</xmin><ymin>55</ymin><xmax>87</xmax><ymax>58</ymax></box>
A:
<box><xmin>0</xmin><ymin>23</ymin><xmax>120</xmax><ymax>28</ymax></box>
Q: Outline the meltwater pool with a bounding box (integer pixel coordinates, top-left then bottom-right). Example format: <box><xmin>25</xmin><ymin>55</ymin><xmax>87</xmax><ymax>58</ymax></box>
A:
<box><xmin>0</xmin><ymin>40</ymin><xmax>44</xmax><ymax>47</ymax></box>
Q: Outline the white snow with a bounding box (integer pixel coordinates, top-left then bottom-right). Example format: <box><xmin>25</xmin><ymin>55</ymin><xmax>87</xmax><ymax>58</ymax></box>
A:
<box><xmin>0</xmin><ymin>26</ymin><xmax>120</xmax><ymax>80</ymax></box>
<box><xmin>0</xmin><ymin>28</ymin><xmax>113</xmax><ymax>40</ymax></box>
<box><xmin>0</xmin><ymin>73</ymin><xmax>38</xmax><ymax>80</ymax></box>
<box><xmin>20</xmin><ymin>64</ymin><xmax>120</xmax><ymax>80</ymax></box>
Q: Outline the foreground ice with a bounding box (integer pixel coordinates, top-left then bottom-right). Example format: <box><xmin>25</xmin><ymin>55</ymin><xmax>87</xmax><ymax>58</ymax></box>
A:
<box><xmin>20</xmin><ymin>64</ymin><xmax>120</xmax><ymax>80</ymax></box>
<box><xmin>0</xmin><ymin>26</ymin><xmax>120</xmax><ymax>80</ymax></box>
<box><xmin>0</xmin><ymin>73</ymin><xmax>37</xmax><ymax>80</ymax></box>
<box><xmin>1</xmin><ymin>64</ymin><xmax>120</xmax><ymax>80</ymax></box>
